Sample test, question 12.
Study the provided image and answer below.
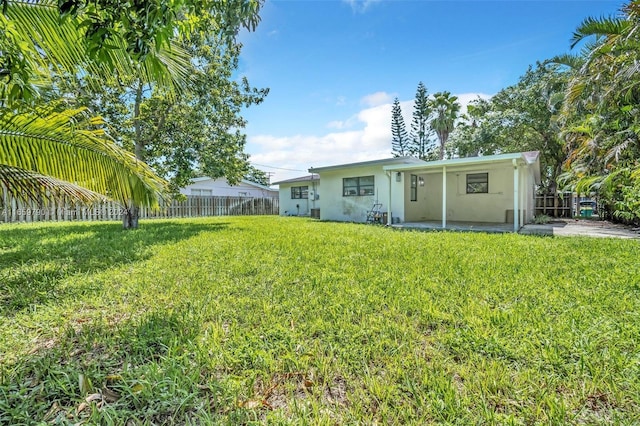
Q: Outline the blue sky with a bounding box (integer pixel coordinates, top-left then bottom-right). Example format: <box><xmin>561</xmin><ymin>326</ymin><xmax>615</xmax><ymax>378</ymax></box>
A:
<box><xmin>238</xmin><ymin>0</ymin><xmax>625</xmax><ymax>183</ymax></box>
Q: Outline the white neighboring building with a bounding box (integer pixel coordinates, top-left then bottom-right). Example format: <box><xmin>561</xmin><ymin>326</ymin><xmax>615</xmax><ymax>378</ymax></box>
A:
<box><xmin>272</xmin><ymin>174</ymin><xmax>320</xmax><ymax>216</ymax></box>
<box><xmin>180</xmin><ymin>177</ymin><xmax>278</xmax><ymax>198</ymax></box>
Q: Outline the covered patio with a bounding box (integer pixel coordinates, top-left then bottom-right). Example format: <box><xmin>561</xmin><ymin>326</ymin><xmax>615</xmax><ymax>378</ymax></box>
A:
<box><xmin>383</xmin><ymin>152</ymin><xmax>541</xmax><ymax>232</ymax></box>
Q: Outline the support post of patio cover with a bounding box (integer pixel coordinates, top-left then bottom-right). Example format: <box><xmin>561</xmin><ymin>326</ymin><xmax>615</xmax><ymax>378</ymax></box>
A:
<box><xmin>442</xmin><ymin>165</ymin><xmax>447</xmax><ymax>229</ymax></box>
<box><xmin>520</xmin><ymin>170</ymin><xmax>525</xmax><ymax>226</ymax></box>
<box><xmin>513</xmin><ymin>159</ymin><xmax>519</xmax><ymax>232</ymax></box>
<box><xmin>386</xmin><ymin>171</ymin><xmax>392</xmax><ymax>225</ymax></box>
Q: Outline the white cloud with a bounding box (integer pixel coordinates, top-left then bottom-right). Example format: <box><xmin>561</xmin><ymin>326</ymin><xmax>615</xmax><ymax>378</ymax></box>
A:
<box><xmin>249</xmin><ymin>92</ymin><xmax>492</xmax><ymax>184</ymax></box>
<box><xmin>326</xmin><ymin>114</ymin><xmax>358</xmax><ymax>130</ymax></box>
<box><xmin>360</xmin><ymin>91</ymin><xmax>394</xmax><ymax>107</ymax></box>
<box><xmin>326</xmin><ymin>120</ymin><xmax>346</xmax><ymax>130</ymax></box>
<box><xmin>343</xmin><ymin>0</ymin><xmax>381</xmax><ymax>13</ymax></box>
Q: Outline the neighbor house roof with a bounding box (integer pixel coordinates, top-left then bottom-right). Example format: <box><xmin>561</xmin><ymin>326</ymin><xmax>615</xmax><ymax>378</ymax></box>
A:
<box><xmin>309</xmin><ymin>156</ymin><xmax>426</xmax><ymax>173</ymax></box>
<box><xmin>272</xmin><ymin>174</ymin><xmax>319</xmax><ymax>185</ymax></box>
<box><xmin>383</xmin><ymin>152</ymin><xmax>541</xmax><ymax>184</ymax></box>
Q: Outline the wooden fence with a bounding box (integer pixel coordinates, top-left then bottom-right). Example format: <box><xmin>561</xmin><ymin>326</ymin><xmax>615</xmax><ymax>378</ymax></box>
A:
<box><xmin>0</xmin><ymin>194</ymin><xmax>279</xmax><ymax>224</ymax></box>
<box><xmin>534</xmin><ymin>192</ymin><xmax>574</xmax><ymax>218</ymax></box>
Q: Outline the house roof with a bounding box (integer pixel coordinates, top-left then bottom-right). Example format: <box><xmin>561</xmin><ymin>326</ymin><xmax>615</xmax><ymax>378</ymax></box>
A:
<box><xmin>187</xmin><ymin>177</ymin><xmax>276</xmax><ymax>192</ymax></box>
<box><xmin>383</xmin><ymin>152</ymin><xmax>541</xmax><ymax>183</ymax></box>
<box><xmin>272</xmin><ymin>174</ymin><xmax>319</xmax><ymax>185</ymax></box>
<box><xmin>309</xmin><ymin>156</ymin><xmax>426</xmax><ymax>173</ymax></box>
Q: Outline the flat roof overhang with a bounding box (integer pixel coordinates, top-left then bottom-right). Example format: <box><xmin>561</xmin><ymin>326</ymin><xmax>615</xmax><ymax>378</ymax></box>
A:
<box><xmin>383</xmin><ymin>152</ymin><xmax>541</xmax><ymax>184</ymax></box>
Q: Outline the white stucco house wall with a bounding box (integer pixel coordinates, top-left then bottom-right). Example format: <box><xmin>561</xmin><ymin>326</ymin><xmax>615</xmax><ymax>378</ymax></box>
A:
<box><xmin>272</xmin><ymin>174</ymin><xmax>320</xmax><ymax>216</ymax></box>
<box><xmin>180</xmin><ymin>177</ymin><xmax>278</xmax><ymax>198</ymax></box>
<box><xmin>308</xmin><ymin>152</ymin><xmax>541</xmax><ymax>231</ymax></box>
<box><xmin>309</xmin><ymin>157</ymin><xmax>426</xmax><ymax>223</ymax></box>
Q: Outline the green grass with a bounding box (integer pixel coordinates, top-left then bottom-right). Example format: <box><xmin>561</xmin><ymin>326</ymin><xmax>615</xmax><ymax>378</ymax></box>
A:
<box><xmin>1</xmin><ymin>216</ymin><xmax>639</xmax><ymax>425</ymax></box>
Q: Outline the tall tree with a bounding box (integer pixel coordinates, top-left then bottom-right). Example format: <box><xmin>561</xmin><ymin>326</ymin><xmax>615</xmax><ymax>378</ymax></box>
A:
<box><xmin>429</xmin><ymin>91</ymin><xmax>460</xmax><ymax>160</ymax></box>
<box><xmin>1</xmin><ymin>0</ymin><xmax>267</xmax><ymax>228</ymax></box>
<box><xmin>245</xmin><ymin>166</ymin><xmax>270</xmax><ymax>186</ymax></box>
<box><xmin>59</xmin><ymin>9</ymin><xmax>268</xmax><ymax>228</ymax></box>
<box><xmin>0</xmin><ymin>1</ymin><xmax>177</xmax><ymax>212</ymax></box>
<box><xmin>409</xmin><ymin>82</ymin><xmax>433</xmax><ymax>160</ymax></box>
<box><xmin>446</xmin><ymin>97</ymin><xmax>497</xmax><ymax>158</ymax></box>
<box><xmin>390</xmin><ymin>97</ymin><xmax>409</xmax><ymax>157</ymax></box>
<box><xmin>557</xmin><ymin>0</ymin><xmax>640</xmax><ymax>222</ymax></box>
<box><xmin>448</xmin><ymin>64</ymin><xmax>567</xmax><ymax>192</ymax></box>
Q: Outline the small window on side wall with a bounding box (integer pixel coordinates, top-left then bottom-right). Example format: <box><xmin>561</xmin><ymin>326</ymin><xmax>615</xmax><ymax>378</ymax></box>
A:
<box><xmin>466</xmin><ymin>173</ymin><xmax>488</xmax><ymax>194</ymax></box>
<box><xmin>410</xmin><ymin>175</ymin><xmax>418</xmax><ymax>201</ymax></box>
<box><xmin>291</xmin><ymin>186</ymin><xmax>309</xmax><ymax>199</ymax></box>
<box><xmin>343</xmin><ymin>176</ymin><xmax>374</xmax><ymax>196</ymax></box>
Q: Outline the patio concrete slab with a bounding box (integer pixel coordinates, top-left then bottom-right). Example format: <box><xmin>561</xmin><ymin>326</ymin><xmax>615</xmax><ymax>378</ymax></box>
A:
<box><xmin>392</xmin><ymin>221</ymin><xmax>514</xmax><ymax>233</ymax></box>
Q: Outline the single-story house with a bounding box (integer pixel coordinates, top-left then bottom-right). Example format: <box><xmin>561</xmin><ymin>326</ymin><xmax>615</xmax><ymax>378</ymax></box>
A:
<box><xmin>305</xmin><ymin>152</ymin><xmax>540</xmax><ymax>231</ymax></box>
<box><xmin>272</xmin><ymin>174</ymin><xmax>320</xmax><ymax>216</ymax></box>
<box><xmin>180</xmin><ymin>177</ymin><xmax>278</xmax><ymax>198</ymax></box>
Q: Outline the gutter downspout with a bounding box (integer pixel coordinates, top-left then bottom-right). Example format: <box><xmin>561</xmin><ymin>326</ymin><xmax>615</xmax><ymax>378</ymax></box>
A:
<box><xmin>442</xmin><ymin>165</ymin><xmax>447</xmax><ymax>229</ymax></box>
<box><xmin>513</xmin><ymin>159</ymin><xmax>519</xmax><ymax>232</ymax></box>
<box><xmin>386</xmin><ymin>171</ymin><xmax>392</xmax><ymax>226</ymax></box>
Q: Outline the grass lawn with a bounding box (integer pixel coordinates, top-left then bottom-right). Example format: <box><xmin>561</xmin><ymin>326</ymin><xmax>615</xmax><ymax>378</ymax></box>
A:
<box><xmin>1</xmin><ymin>216</ymin><xmax>639</xmax><ymax>425</ymax></box>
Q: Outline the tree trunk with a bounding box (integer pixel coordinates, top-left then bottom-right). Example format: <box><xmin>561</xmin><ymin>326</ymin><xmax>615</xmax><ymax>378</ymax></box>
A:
<box><xmin>123</xmin><ymin>79</ymin><xmax>145</xmax><ymax>229</ymax></box>
<box><xmin>439</xmin><ymin>132</ymin><xmax>446</xmax><ymax>160</ymax></box>
<box><xmin>133</xmin><ymin>79</ymin><xmax>145</xmax><ymax>162</ymax></box>
<box><xmin>122</xmin><ymin>204</ymin><xmax>139</xmax><ymax>230</ymax></box>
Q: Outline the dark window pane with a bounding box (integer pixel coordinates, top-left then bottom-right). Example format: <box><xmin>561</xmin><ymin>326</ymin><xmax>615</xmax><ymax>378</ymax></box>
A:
<box><xmin>410</xmin><ymin>175</ymin><xmax>417</xmax><ymax>201</ymax></box>
<box><xmin>291</xmin><ymin>185</ymin><xmax>309</xmax><ymax>199</ymax></box>
<box><xmin>343</xmin><ymin>176</ymin><xmax>375</xmax><ymax>197</ymax></box>
<box><xmin>359</xmin><ymin>176</ymin><xmax>374</xmax><ymax>186</ymax></box>
<box><xmin>466</xmin><ymin>173</ymin><xmax>488</xmax><ymax>193</ymax></box>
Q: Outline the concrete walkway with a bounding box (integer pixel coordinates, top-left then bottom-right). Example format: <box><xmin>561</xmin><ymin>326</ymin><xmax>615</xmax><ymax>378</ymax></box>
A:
<box><xmin>519</xmin><ymin>219</ymin><xmax>640</xmax><ymax>239</ymax></box>
<box><xmin>393</xmin><ymin>219</ymin><xmax>640</xmax><ymax>239</ymax></box>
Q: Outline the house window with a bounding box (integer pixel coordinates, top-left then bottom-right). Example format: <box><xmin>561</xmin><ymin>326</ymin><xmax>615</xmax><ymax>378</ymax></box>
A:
<box><xmin>466</xmin><ymin>173</ymin><xmax>488</xmax><ymax>193</ymax></box>
<box><xmin>410</xmin><ymin>175</ymin><xmax>418</xmax><ymax>202</ymax></box>
<box><xmin>343</xmin><ymin>176</ymin><xmax>375</xmax><ymax>196</ymax></box>
<box><xmin>291</xmin><ymin>186</ymin><xmax>308</xmax><ymax>199</ymax></box>
<box><xmin>191</xmin><ymin>189</ymin><xmax>212</xmax><ymax>196</ymax></box>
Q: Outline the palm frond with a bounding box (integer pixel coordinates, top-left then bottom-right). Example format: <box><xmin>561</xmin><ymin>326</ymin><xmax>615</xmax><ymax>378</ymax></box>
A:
<box><xmin>570</xmin><ymin>15</ymin><xmax>628</xmax><ymax>49</ymax></box>
<box><xmin>574</xmin><ymin>174</ymin><xmax>604</xmax><ymax>194</ymax></box>
<box><xmin>0</xmin><ymin>105</ymin><xmax>168</xmax><ymax>207</ymax></box>
<box><xmin>546</xmin><ymin>54</ymin><xmax>584</xmax><ymax>70</ymax></box>
<box><xmin>565</xmin><ymin>81</ymin><xmax>586</xmax><ymax>105</ymax></box>
<box><xmin>0</xmin><ymin>164</ymin><xmax>105</xmax><ymax>204</ymax></box>
<box><xmin>603</xmin><ymin>139</ymin><xmax>630</xmax><ymax>165</ymax></box>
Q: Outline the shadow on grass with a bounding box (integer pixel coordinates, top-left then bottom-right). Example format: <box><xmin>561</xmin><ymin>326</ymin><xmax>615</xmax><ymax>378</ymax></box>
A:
<box><xmin>0</xmin><ymin>220</ymin><xmax>228</xmax><ymax>316</ymax></box>
<box><xmin>0</xmin><ymin>309</ymin><xmax>208</xmax><ymax>424</ymax></box>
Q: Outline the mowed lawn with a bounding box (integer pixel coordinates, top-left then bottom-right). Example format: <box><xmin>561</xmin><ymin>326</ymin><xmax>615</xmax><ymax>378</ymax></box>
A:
<box><xmin>1</xmin><ymin>216</ymin><xmax>639</xmax><ymax>425</ymax></box>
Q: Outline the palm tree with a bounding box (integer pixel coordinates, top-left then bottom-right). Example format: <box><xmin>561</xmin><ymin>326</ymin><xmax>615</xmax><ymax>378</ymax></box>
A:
<box><xmin>429</xmin><ymin>91</ymin><xmax>461</xmax><ymax>160</ymax></box>
<box><xmin>0</xmin><ymin>0</ymin><xmax>193</xmax><ymax>226</ymax></box>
